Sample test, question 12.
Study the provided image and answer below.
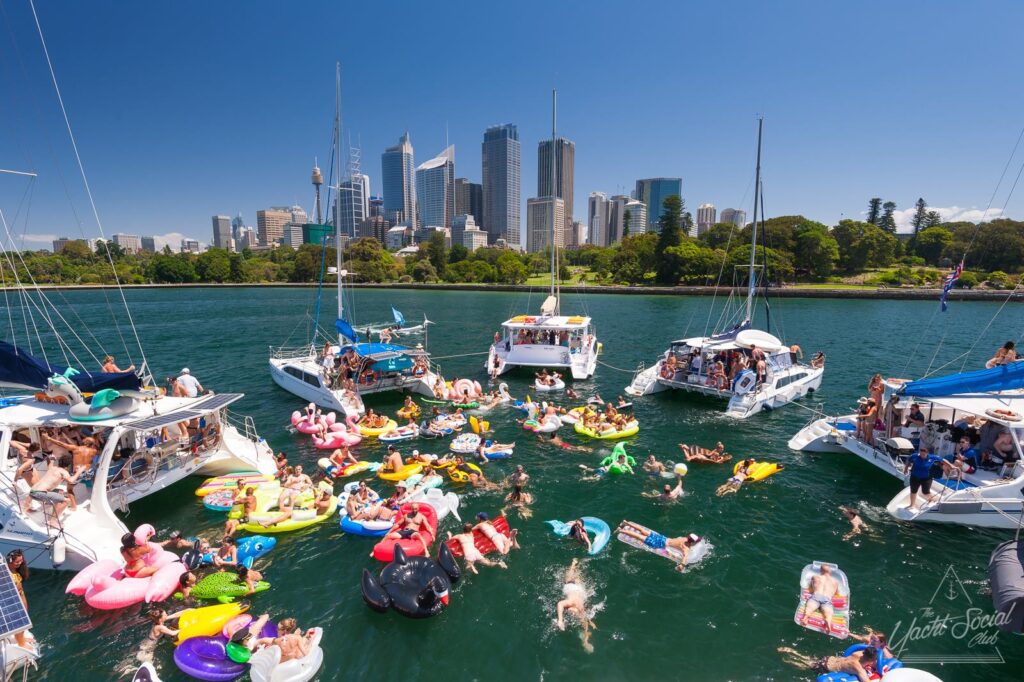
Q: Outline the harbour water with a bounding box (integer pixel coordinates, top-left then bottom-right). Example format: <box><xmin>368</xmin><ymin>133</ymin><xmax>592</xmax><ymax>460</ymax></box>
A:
<box><xmin>13</xmin><ymin>286</ymin><xmax>1024</xmax><ymax>681</ymax></box>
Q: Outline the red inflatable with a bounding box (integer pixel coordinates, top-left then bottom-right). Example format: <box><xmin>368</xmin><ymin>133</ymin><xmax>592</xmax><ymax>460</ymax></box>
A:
<box><xmin>372</xmin><ymin>504</ymin><xmax>438</xmax><ymax>562</ymax></box>
<box><xmin>446</xmin><ymin>516</ymin><xmax>510</xmax><ymax>557</ymax></box>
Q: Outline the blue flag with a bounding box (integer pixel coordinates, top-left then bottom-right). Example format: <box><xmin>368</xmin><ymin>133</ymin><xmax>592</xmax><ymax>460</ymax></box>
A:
<box><xmin>335</xmin><ymin>318</ymin><xmax>358</xmax><ymax>343</ymax></box>
<box><xmin>940</xmin><ymin>260</ymin><xmax>963</xmax><ymax>312</ymax></box>
<box><xmin>391</xmin><ymin>307</ymin><xmax>406</xmax><ymax>327</ymax></box>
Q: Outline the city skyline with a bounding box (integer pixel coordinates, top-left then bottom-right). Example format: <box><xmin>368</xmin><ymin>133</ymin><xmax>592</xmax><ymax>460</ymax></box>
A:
<box><xmin>1</xmin><ymin>1</ymin><xmax>1022</xmax><ymax>250</ymax></box>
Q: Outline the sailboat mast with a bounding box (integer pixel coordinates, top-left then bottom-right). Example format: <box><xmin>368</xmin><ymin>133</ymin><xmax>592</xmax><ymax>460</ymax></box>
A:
<box><xmin>550</xmin><ymin>89</ymin><xmax>559</xmax><ymax>313</ymax></box>
<box><xmin>335</xmin><ymin>62</ymin><xmax>344</xmax><ymax>343</ymax></box>
<box><xmin>746</xmin><ymin>117</ymin><xmax>763</xmax><ymax>323</ymax></box>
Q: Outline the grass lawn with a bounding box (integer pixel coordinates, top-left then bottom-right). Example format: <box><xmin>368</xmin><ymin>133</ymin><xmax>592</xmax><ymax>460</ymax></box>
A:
<box><xmin>524</xmin><ymin>266</ymin><xmax>601</xmax><ymax>286</ymax></box>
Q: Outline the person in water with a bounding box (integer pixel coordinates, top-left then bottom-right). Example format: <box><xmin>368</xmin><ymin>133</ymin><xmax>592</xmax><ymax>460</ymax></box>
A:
<box><xmin>715</xmin><ymin>459</ymin><xmax>753</xmax><ymax>496</ymax></box>
<box><xmin>841</xmin><ymin>506</ymin><xmax>867</xmax><ymax>541</ymax></box>
<box><xmin>145</xmin><ymin>606</ymin><xmax>180</xmax><ymax>642</ymax></box>
<box><xmin>213</xmin><ymin>536</ymin><xmax>238</xmax><ymax>568</ymax></box>
<box><xmin>503</xmin><ymin>484</ymin><xmax>534</xmax><ymax>518</ymax></box>
<box><xmin>777</xmin><ymin>645</ymin><xmax>876</xmax><ymax>682</ymax></box>
<box><xmin>568</xmin><ymin>518</ymin><xmax>592</xmax><ymax>553</ymax></box>
<box><xmin>252</xmin><ymin>617</ymin><xmax>316</xmax><ymax>663</ymax></box>
<box><xmin>542</xmin><ymin>432</ymin><xmax>591</xmax><ymax>452</ymax></box>
<box><xmin>849</xmin><ymin>630</ymin><xmax>893</xmax><ymax>659</ymax></box>
<box><xmin>616</xmin><ymin>521</ymin><xmax>703</xmax><ymax>572</ymax></box>
<box><xmin>556</xmin><ymin>558</ymin><xmax>595</xmax><ymax>653</ymax></box>
<box><xmin>644</xmin><ymin>478</ymin><xmax>683</xmax><ymax>501</ymax></box>
<box><xmin>474</xmin><ymin>512</ymin><xmax>520</xmax><ymax>554</ymax></box>
<box><xmin>642</xmin><ymin>455</ymin><xmax>667</xmax><ymax>478</ymax></box>
<box><xmin>679</xmin><ymin>441</ymin><xmax>731</xmax><ymax>464</ymax></box>
<box><xmin>236</xmin><ymin>565</ymin><xmax>263</xmax><ymax>595</ymax></box>
<box><xmin>799</xmin><ymin>563</ymin><xmax>840</xmax><ymax>635</ymax></box>
<box><xmin>178</xmin><ymin>571</ymin><xmax>197</xmax><ymax>600</ymax></box>
<box><xmin>447</xmin><ymin>524</ymin><xmax>508</xmax><ymax>574</ymax></box>
<box><xmin>120</xmin><ymin>533</ymin><xmax>159</xmax><ymax>579</ymax></box>
<box><xmin>383</xmin><ymin>445</ymin><xmax>405</xmax><ymax>473</ymax></box>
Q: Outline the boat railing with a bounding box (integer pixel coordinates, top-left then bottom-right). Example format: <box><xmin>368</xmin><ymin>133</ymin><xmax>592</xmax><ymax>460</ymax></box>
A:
<box><xmin>225</xmin><ymin>410</ymin><xmax>260</xmax><ymax>443</ymax></box>
<box><xmin>269</xmin><ymin>344</ymin><xmax>317</xmax><ymax>361</ymax></box>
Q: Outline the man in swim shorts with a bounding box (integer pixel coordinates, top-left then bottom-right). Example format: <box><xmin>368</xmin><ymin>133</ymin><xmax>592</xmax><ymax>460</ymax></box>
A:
<box><xmin>800</xmin><ymin>563</ymin><xmax>840</xmax><ymax>634</ymax></box>
<box><xmin>616</xmin><ymin>521</ymin><xmax>703</xmax><ymax>572</ymax></box>
<box><xmin>383</xmin><ymin>445</ymin><xmax>405</xmax><ymax>474</ymax></box>
<box><xmin>777</xmin><ymin>645</ymin><xmax>876</xmax><ymax>682</ymax></box>
<box><xmin>642</xmin><ymin>455</ymin><xmax>667</xmax><ymax>477</ymax></box>
<box><xmin>447</xmin><ymin>523</ymin><xmax>508</xmax><ymax>574</ymax></box>
<box><xmin>473</xmin><ymin>512</ymin><xmax>520</xmax><ymax>554</ymax></box>
<box><xmin>679</xmin><ymin>441</ymin><xmax>731</xmax><ymax>464</ymax></box>
<box><xmin>379</xmin><ymin>502</ymin><xmax>430</xmax><ymax>555</ymax></box>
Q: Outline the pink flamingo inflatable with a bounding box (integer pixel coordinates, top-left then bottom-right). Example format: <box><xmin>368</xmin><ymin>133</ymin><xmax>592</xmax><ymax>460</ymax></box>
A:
<box><xmin>291</xmin><ymin>404</ymin><xmax>335</xmax><ymax>434</ymax></box>
<box><xmin>66</xmin><ymin>524</ymin><xmax>185</xmax><ymax>610</ymax></box>
<box><xmin>312</xmin><ymin>414</ymin><xmax>362</xmax><ymax>449</ymax></box>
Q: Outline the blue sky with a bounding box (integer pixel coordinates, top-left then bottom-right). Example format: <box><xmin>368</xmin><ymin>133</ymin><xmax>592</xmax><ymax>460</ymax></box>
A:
<box><xmin>1</xmin><ymin>0</ymin><xmax>1022</xmax><ymax>248</ymax></box>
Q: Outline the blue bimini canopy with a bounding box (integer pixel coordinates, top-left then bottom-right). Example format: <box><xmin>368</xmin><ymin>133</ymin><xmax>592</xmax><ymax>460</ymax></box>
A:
<box><xmin>0</xmin><ymin>341</ymin><xmax>141</xmax><ymax>392</ymax></box>
<box><xmin>898</xmin><ymin>362</ymin><xmax>1024</xmax><ymax>398</ymax></box>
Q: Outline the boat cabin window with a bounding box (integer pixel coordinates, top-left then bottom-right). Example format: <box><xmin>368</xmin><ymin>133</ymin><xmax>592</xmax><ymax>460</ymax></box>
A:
<box><xmin>284</xmin><ymin>365</ymin><xmax>322</xmax><ymax>387</ymax></box>
<box><xmin>775</xmin><ymin>373</ymin><xmax>807</xmax><ymax>389</ymax></box>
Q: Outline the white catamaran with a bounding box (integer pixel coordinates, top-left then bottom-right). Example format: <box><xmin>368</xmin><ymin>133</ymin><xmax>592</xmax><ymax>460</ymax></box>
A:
<box><xmin>269</xmin><ymin>65</ymin><xmax>442</xmax><ymax>415</ymax></box>
<box><xmin>789</xmin><ymin>369</ymin><xmax>1024</xmax><ymax>529</ymax></box>
<box><xmin>485</xmin><ymin>91</ymin><xmax>600</xmax><ymax>381</ymax></box>
<box><xmin>624</xmin><ymin>118</ymin><xmax>823</xmax><ymax>417</ymax></box>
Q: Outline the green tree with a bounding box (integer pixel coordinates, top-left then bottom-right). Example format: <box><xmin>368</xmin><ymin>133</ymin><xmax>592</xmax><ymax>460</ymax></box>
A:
<box><xmin>289</xmin><ymin>249</ymin><xmax>317</xmax><ymax>282</ymax></box>
<box><xmin>792</xmin><ymin>221</ymin><xmax>839</xmax><ymax>278</ymax></box>
<box><xmin>655</xmin><ymin>195</ymin><xmax>685</xmax><ymax>284</ymax></box>
<box><xmin>448</xmin><ymin>243</ymin><xmax>468</xmax><ymax>264</ymax></box>
<box><xmin>664</xmin><ymin>241</ymin><xmax>721</xmax><ymax>283</ymax></box>
<box><xmin>832</xmin><ymin>220</ymin><xmax>898</xmax><ymax>271</ymax></box>
<box><xmin>411</xmin><ymin>259</ymin><xmax>439</xmax><ymax>282</ymax></box>
<box><xmin>879</xmin><ymin>201</ymin><xmax>897</xmax><ymax>233</ymax></box>
<box><xmin>150</xmin><ymin>254</ymin><xmax>196</xmax><ymax>283</ymax></box>
<box><xmin>923</xmin><ymin>210</ymin><xmax>943</xmax><ymax>228</ymax></box>
<box><xmin>726</xmin><ymin>244</ymin><xmax>794</xmax><ymax>283</ymax></box>
<box><xmin>912</xmin><ymin>198</ymin><xmax>928</xmax><ymax>234</ymax></box>
<box><xmin>495</xmin><ymin>252</ymin><xmax>528</xmax><ymax>284</ymax></box>
<box><xmin>61</xmin><ymin>240</ymin><xmax>93</xmax><ymax>262</ymax></box>
<box><xmin>622</xmin><ymin>209</ymin><xmax>631</xmax><ymax>239</ymax></box>
<box><xmin>698</xmin><ymin>223</ymin><xmax>737</xmax><ymax>250</ymax></box>
<box><xmin>195</xmin><ymin>248</ymin><xmax>232</xmax><ymax>282</ymax></box>
<box><xmin>913</xmin><ymin>226</ymin><xmax>952</xmax><ymax>265</ymax></box>
<box><xmin>866</xmin><ymin>198</ymin><xmax>882</xmax><ymax>225</ymax></box>
<box><xmin>425</xmin><ymin>231</ymin><xmax>447</xmax><ymax>276</ymax></box>
<box><xmin>346</xmin><ymin>237</ymin><xmax>396</xmax><ymax>282</ymax></box>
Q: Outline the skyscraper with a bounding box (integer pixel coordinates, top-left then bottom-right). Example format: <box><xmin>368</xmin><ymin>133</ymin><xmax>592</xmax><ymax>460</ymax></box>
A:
<box><xmin>697</xmin><ymin>203</ymin><xmax>717</xmax><ymax>236</ymax></box>
<box><xmin>338</xmin><ymin>173</ymin><xmax>369</xmax><ymax>238</ymax></box>
<box><xmin>526</xmin><ymin>197</ymin><xmax>565</xmax><ymax>253</ymax></box>
<box><xmin>381</xmin><ymin>132</ymin><xmax>416</xmax><ymax>227</ymax></box>
<box><xmin>720</xmin><ymin>208</ymin><xmax>747</xmax><ymax>228</ymax></box>
<box><xmin>587</xmin><ymin>192</ymin><xmax>610</xmax><ymax>247</ymax></box>
<box><xmin>482</xmin><ymin>124</ymin><xmax>521</xmax><ymax>247</ymax></box>
<box><xmin>635</xmin><ymin>177</ymin><xmax>682</xmax><ymax>233</ymax></box>
<box><xmin>624</xmin><ymin>200</ymin><xmax>647</xmax><ymax>235</ymax></box>
<box><xmin>257</xmin><ymin>207</ymin><xmax>292</xmax><ymax>246</ymax></box>
<box><xmin>607</xmin><ymin>195</ymin><xmax>631</xmax><ymax>244</ymax></box>
<box><xmin>454</xmin><ymin>178</ymin><xmax>483</xmax><ymax>228</ymax></box>
<box><xmin>231</xmin><ymin>214</ymin><xmax>245</xmax><ymax>239</ymax></box>
<box><xmin>112</xmin><ymin>233</ymin><xmax>142</xmax><ymax>253</ymax></box>
<box><xmin>211</xmin><ymin>215</ymin><xmax>232</xmax><ymax>250</ymax></box>
<box><xmin>415</xmin><ymin>145</ymin><xmax>455</xmax><ymax>229</ymax></box>
<box><xmin>538</xmin><ymin>137</ymin><xmax>575</xmax><ymax>236</ymax></box>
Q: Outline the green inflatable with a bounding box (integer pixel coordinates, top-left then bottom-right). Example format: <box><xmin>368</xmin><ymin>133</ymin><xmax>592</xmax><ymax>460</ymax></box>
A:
<box><xmin>601</xmin><ymin>443</ymin><xmax>636</xmax><ymax>475</ymax></box>
<box><xmin>186</xmin><ymin>571</ymin><xmax>270</xmax><ymax>601</ymax></box>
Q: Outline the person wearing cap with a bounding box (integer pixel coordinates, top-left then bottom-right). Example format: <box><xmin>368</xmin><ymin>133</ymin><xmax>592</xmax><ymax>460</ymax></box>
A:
<box><xmin>615</xmin><ymin>521</ymin><xmax>704</xmax><ymax>572</ymax></box>
<box><xmin>473</xmin><ymin>512</ymin><xmax>519</xmax><ymax>555</ymax></box>
<box><xmin>175</xmin><ymin>368</ymin><xmax>204</xmax><ymax>398</ymax></box>
<box><xmin>383</xmin><ymin>445</ymin><xmax>404</xmax><ymax>474</ymax></box>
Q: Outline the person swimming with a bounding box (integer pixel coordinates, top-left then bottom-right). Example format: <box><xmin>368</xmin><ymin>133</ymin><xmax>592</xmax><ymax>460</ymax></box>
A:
<box><xmin>556</xmin><ymin>558</ymin><xmax>595</xmax><ymax>653</ymax></box>
<box><xmin>447</xmin><ymin>523</ymin><xmax>507</xmax><ymax>574</ymax></box>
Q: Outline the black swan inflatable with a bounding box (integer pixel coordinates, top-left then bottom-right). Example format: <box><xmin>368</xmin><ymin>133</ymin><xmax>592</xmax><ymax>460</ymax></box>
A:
<box><xmin>362</xmin><ymin>544</ymin><xmax>461</xmax><ymax>618</ymax></box>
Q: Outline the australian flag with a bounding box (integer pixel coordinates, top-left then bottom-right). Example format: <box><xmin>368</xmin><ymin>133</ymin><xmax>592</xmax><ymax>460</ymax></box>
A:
<box><xmin>940</xmin><ymin>259</ymin><xmax>964</xmax><ymax>312</ymax></box>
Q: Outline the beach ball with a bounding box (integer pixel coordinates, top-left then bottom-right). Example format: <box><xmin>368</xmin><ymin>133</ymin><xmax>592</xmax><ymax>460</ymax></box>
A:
<box><xmin>674</xmin><ymin>463</ymin><xmax>689</xmax><ymax>477</ymax></box>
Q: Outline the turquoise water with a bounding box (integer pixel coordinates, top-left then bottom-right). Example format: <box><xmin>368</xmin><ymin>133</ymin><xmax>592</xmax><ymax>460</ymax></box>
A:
<box><xmin>11</xmin><ymin>287</ymin><xmax>1024</xmax><ymax>681</ymax></box>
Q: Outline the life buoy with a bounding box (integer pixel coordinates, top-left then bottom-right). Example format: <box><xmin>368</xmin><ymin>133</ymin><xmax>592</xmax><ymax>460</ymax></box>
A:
<box><xmin>985</xmin><ymin>408</ymin><xmax>1022</xmax><ymax>422</ymax></box>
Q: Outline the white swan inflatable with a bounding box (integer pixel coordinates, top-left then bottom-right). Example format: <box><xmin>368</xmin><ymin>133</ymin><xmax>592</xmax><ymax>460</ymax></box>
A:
<box><xmin>248</xmin><ymin>627</ymin><xmax>324</xmax><ymax>682</ymax></box>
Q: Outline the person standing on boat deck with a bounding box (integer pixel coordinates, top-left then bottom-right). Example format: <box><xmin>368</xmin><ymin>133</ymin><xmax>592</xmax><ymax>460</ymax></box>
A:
<box><xmin>101</xmin><ymin>355</ymin><xmax>134</xmax><ymax>373</ymax></box>
<box><xmin>176</xmin><ymin>368</ymin><xmax>205</xmax><ymax>397</ymax></box>
<box><xmin>789</xmin><ymin>344</ymin><xmax>802</xmax><ymax>364</ymax></box>
<box><xmin>867</xmin><ymin>374</ymin><xmax>884</xmax><ymax>408</ymax></box>
<box><xmin>6</xmin><ymin>550</ymin><xmax>32</xmax><ymax>650</ymax></box>
<box><xmin>903</xmin><ymin>448</ymin><xmax>951</xmax><ymax>510</ymax></box>
<box><xmin>856</xmin><ymin>399</ymin><xmax>878</xmax><ymax>445</ymax></box>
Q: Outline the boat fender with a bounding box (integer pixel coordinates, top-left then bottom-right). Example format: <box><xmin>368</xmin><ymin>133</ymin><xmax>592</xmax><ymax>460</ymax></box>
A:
<box><xmin>52</xmin><ymin>535</ymin><xmax>67</xmax><ymax>566</ymax></box>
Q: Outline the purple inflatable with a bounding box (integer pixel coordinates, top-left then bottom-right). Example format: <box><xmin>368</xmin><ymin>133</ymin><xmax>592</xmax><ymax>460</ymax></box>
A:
<box><xmin>174</xmin><ymin>620</ymin><xmax>277</xmax><ymax>682</ymax></box>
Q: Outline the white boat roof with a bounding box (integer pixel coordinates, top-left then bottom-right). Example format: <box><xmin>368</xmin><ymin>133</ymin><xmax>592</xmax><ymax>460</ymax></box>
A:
<box><xmin>0</xmin><ymin>393</ymin><xmax>243</xmax><ymax>429</ymax></box>
<box><xmin>922</xmin><ymin>393</ymin><xmax>1024</xmax><ymax>427</ymax></box>
<box><xmin>501</xmin><ymin>314</ymin><xmax>591</xmax><ymax>330</ymax></box>
<box><xmin>670</xmin><ymin>329</ymin><xmax>787</xmax><ymax>353</ymax></box>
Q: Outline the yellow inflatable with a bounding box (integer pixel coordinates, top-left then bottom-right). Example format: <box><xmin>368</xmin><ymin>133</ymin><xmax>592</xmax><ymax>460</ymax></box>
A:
<box><xmin>358</xmin><ymin>418</ymin><xmax>398</xmax><ymax>437</ymax></box>
<box><xmin>469</xmin><ymin>416</ymin><xmax>491</xmax><ymax>434</ymax></box>
<box><xmin>176</xmin><ymin>601</ymin><xmax>248</xmax><ymax>644</ymax></box>
<box><xmin>227</xmin><ymin>486</ymin><xmax>312</xmax><ymax>520</ymax></box>
<box><xmin>397</xmin><ymin>404</ymin><xmax>421</xmax><ymax>420</ymax></box>
<box><xmin>574</xmin><ymin>420</ymin><xmax>639</xmax><ymax>440</ymax></box>
<box><xmin>194</xmin><ymin>473</ymin><xmax>275</xmax><ymax>497</ymax></box>
<box><xmin>448</xmin><ymin>462</ymin><xmax>482</xmax><ymax>484</ymax></box>
<box><xmin>377</xmin><ymin>462</ymin><xmax>423</xmax><ymax>482</ymax></box>
<box><xmin>733</xmin><ymin>460</ymin><xmax>784</xmax><ymax>482</ymax></box>
<box><xmin>239</xmin><ymin>495</ymin><xmax>338</xmax><ymax>534</ymax></box>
